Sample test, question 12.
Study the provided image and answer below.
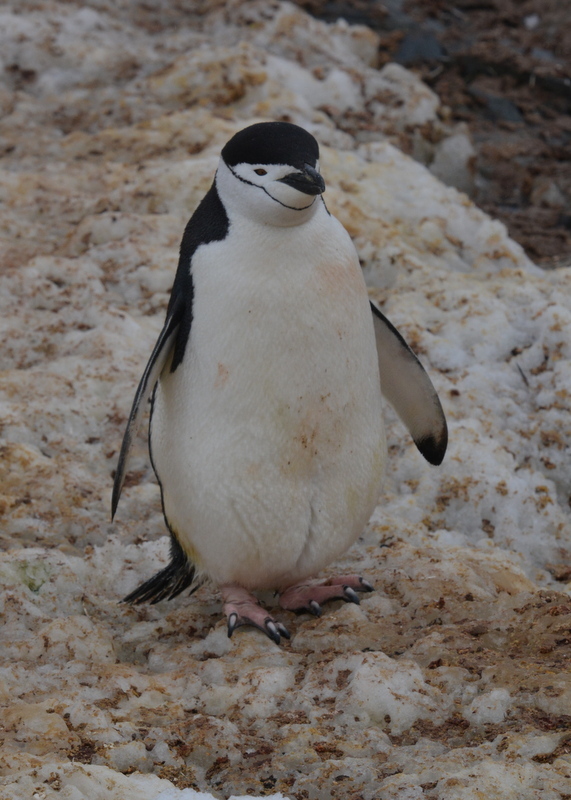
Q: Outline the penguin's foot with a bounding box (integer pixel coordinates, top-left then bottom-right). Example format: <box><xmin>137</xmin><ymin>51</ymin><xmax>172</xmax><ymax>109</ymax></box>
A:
<box><xmin>279</xmin><ymin>574</ymin><xmax>374</xmax><ymax>616</ymax></box>
<box><xmin>220</xmin><ymin>584</ymin><xmax>290</xmax><ymax>645</ymax></box>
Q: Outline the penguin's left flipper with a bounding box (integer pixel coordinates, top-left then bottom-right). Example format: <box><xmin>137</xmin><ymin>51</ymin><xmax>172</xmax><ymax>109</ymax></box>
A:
<box><xmin>111</xmin><ymin>295</ymin><xmax>183</xmax><ymax>519</ymax></box>
<box><xmin>371</xmin><ymin>301</ymin><xmax>448</xmax><ymax>465</ymax></box>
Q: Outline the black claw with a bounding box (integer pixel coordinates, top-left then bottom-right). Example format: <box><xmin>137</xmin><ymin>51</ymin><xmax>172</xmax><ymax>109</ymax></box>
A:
<box><xmin>344</xmin><ymin>586</ymin><xmax>361</xmax><ymax>605</ymax></box>
<box><xmin>308</xmin><ymin>599</ymin><xmax>322</xmax><ymax>617</ymax></box>
<box><xmin>227</xmin><ymin>612</ymin><xmax>289</xmax><ymax>645</ymax></box>
<box><xmin>265</xmin><ymin>619</ymin><xmax>282</xmax><ymax>644</ymax></box>
<box><xmin>227</xmin><ymin>612</ymin><xmax>238</xmax><ymax>638</ymax></box>
<box><xmin>359</xmin><ymin>577</ymin><xmax>374</xmax><ymax>592</ymax></box>
<box><xmin>276</xmin><ymin>622</ymin><xmax>291</xmax><ymax>640</ymax></box>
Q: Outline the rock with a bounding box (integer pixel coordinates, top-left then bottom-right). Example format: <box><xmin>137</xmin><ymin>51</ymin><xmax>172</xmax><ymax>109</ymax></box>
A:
<box><xmin>429</xmin><ymin>128</ymin><xmax>476</xmax><ymax>195</ymax></box>
<box><xmin>530</xmin><ymin>177</ymin><xmax>568</xmax><ymax>209</ymax></box>
<box><xmin>395</xmin><ymin>30</ymin><xmax>448</xmax><ymax>65</ymax></box>
<box><xmin>364</xmin><ymin>62</ymin><xmax>441</xmax><ymax>129</ymax></box>
<box><xmin>469</xmin><ymin>88</ymin><xmax>524</xmax><ymax>124</ymax></box>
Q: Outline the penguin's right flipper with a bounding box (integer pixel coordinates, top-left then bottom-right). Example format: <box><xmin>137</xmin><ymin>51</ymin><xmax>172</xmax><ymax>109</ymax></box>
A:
<box><xmin>122</xmin><ymin>531</ymin><xmax>200</xmax><ymax>604</ymax></box>
<box><xmin>111</xmin><ymin>295</ymin><xmax>183</xmax><ymax>519</ymax></box>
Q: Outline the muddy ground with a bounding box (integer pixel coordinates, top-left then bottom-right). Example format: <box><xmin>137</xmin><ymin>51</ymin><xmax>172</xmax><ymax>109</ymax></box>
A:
<box><xmin>294</xmin><ymin>0</ymin><xmax>571</xmax><ymax>266</ymax></box>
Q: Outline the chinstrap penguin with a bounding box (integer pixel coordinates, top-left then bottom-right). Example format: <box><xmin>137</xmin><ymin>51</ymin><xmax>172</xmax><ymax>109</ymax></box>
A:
<box><xmin>112</xmin><ymin>121</ymin><xmax>447</xmax><ymax>644</ymax></box>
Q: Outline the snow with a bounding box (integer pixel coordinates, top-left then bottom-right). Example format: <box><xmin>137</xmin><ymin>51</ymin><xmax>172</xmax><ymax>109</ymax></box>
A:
<box><xmin>1</xmin><ymin>0</ymin><xmax>570</xmax><ymax>798</ymax></box>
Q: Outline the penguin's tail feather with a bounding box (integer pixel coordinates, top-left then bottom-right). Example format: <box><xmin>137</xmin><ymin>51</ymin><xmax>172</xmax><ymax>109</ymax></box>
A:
<box><xmin>122</xmin><ymin>532</ymin><xmax>200</xmax><ymax>605</ymax></box>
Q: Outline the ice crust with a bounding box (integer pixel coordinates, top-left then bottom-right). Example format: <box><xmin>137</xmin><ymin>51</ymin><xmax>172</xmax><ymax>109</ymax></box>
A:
<box><xmin>1</xmin><ymin>1</ymin><xmax>570</xmax><ymax>799</ymax></box>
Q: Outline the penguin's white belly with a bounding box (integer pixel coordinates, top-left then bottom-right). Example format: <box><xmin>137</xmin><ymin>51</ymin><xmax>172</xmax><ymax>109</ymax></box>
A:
<box><xmin>150</xmin><ymin>214</ymin><xmax>386</xmax><ymax>590</ymax></box>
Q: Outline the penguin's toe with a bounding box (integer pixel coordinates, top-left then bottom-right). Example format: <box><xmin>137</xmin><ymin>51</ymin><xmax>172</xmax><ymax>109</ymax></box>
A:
<box><xmin>221</xmin><ymin>584</ymin><xmax>290</xmax><ymax>645</ymax></box>
<box><xmin>279</xmin><ymin>573</ymin><xmax>375</xmax><ymax>614</ymax></box>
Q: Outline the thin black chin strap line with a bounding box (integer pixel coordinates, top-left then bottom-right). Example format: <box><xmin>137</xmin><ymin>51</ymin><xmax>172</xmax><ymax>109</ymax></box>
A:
<box><xmin>226</xmin><ymin>164</ymin><xmax>317</xmax><ymax>212</ymax></box>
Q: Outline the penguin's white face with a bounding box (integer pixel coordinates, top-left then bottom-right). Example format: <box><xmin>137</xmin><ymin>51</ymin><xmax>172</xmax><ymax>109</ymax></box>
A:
<box><xmin>229</xmin><ymin>161</ymin><xmax>324</xmax><ymax>210</ymax></box>
<box><xmin>216</xmin><ymin>158</ymin><xmax>326</xmax><ymax>228</ymax></box>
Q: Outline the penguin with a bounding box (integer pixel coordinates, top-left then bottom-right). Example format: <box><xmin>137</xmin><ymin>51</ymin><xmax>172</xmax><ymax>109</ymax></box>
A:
<box><xmin>112</xmin><ymin>121</ymin><xmax>447</xmax><ymax>644</ymax></box>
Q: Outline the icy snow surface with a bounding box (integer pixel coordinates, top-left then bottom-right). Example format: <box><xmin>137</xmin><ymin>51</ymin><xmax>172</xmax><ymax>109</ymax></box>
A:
<box><xmin>1</xmin><ymin>1</ymin><xmax>571</xmax><ymax>799</ymax></box>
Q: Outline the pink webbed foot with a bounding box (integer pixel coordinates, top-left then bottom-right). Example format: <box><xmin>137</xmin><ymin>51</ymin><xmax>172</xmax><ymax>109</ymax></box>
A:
<box><xmin>220</xmin><ymin>585</ymin><xmax>290</xmax><ymax>644</ymax></box>
<box><xmin>279</xmin><ymin>574</ymin><xmax>374</xmax><ymax>617</ymax></box>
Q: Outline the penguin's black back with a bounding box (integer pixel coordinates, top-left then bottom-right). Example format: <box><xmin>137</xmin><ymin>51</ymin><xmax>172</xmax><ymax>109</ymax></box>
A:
<box><xmin>168</xmin><ymin>183</ymin><xmax>229</xmax><ymax>373</ymax></box>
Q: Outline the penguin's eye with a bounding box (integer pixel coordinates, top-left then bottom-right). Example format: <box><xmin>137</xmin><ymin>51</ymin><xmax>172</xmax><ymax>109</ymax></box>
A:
<box><xmin>254</xmin><ymin>168</ymin><xmax>267</xmax><ymax>176</ymax></box>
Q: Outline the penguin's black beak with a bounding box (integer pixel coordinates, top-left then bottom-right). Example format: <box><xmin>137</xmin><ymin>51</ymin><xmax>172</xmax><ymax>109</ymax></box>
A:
<box><xmin>278</xmin><ymin>164</ymin><xmax>325</xmax><ymax>196</ymax></box>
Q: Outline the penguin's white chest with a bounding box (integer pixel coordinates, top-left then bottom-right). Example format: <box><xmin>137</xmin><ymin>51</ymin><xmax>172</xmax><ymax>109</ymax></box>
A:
<box><xmin>150</xmin><ymin>207</ymin><xmax>386</xmax><ymax>589</ymax></box>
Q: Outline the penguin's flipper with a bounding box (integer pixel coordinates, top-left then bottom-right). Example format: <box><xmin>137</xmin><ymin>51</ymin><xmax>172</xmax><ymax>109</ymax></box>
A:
<box><xmin>371</xmin><ymin>302</ymin><xmax>448</xmax><ymax>465</ymax></box>
<box><xmin>111</xmin><ymin>297</ymin><xmax>183</xmax><ymax>519</ymax></box>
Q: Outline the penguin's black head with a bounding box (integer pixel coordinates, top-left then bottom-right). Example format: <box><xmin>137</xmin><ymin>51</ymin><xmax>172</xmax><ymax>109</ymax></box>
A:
<box><xmin>218</xmin><ymin>122</ymin><xmax>326</xmax><ymax>222</ymax></box>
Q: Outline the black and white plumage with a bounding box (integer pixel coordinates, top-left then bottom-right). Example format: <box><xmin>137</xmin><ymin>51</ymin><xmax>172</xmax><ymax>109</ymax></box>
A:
<box><xmin>113</xmin><ymin>121</ymin><xmax>447</xmax><ymax>643</ymax></box>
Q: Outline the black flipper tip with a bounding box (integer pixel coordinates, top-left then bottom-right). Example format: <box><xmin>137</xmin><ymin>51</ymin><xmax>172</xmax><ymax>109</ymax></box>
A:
<box><xmin>111</xmin><ymin>480</ymin><xmax>121</xmax><ymax>521</ymax></box>
<box><xmin>416</xmin><ymin>428</ymin><xmax>448</xmax><ymax>466</ymax></box>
